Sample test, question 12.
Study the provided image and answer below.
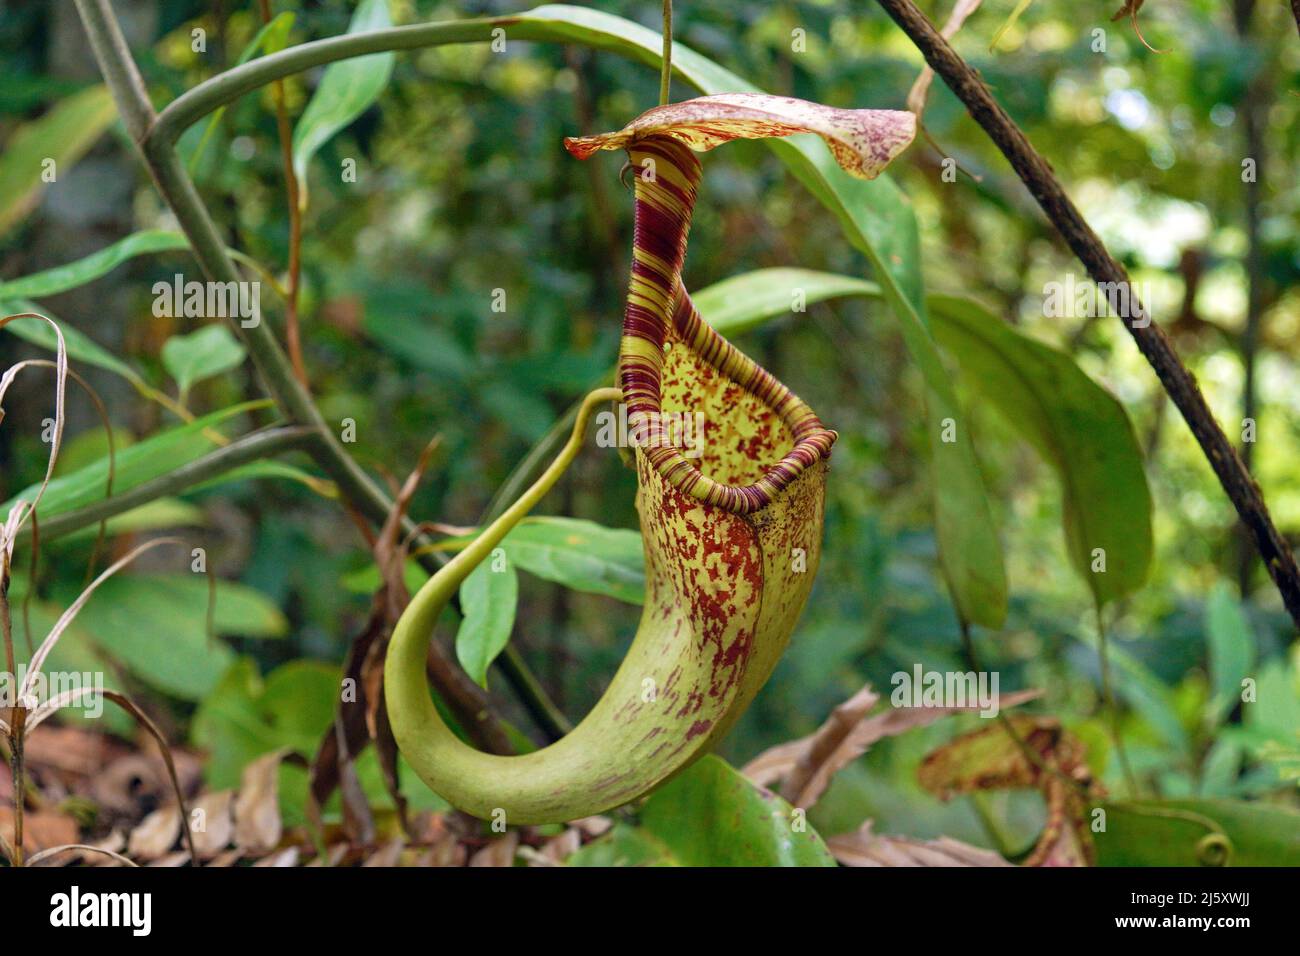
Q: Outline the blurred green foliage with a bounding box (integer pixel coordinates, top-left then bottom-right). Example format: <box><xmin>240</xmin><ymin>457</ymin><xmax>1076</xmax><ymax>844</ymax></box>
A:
<box><xmin>1</xmin><ymin>0</ymin><xmax>1297</xmax><ymax>859</ymax></box>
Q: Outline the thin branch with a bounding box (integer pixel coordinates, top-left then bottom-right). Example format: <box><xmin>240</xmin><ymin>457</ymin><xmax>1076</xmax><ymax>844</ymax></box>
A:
<box><xmin>73</xmin><ymin>0</ymin><xmax>567</xmax><ymax>741</ymax></box>
<box><xmin>152</xmin><ymin>19</ymin><xmax>503</xmax><ymax>144</ymax></box>
<box><xmin>874</xmin><ymin>0</ymin><xmax>1300</xmax><ymax>630</ymax></box>
<box><xmin>14</xmin><ymin>426</ymin><xmax>317</xmax><ymax>545</ymax></box>
<box><xmin>256</xmin><ymin>0</ymin><xmax>307</xmax><ymax>387</ymax></box>
<box><xmin>659</xmin><ymin>0</ymin><xmax>673</xmax><ymax>106</ymax></box>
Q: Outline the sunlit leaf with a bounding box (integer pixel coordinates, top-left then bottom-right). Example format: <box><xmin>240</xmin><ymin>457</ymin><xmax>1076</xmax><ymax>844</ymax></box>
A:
<box><xmin>0</xmin><ymin>85</ymin><xmax>117</xmax><ymax>237</ymax></box>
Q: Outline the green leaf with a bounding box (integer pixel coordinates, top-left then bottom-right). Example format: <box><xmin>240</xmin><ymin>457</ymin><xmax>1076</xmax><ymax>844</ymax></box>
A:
<box><xmin>344</xmin><ymin>517</ymin><xmax>646</xmax><ymax>604</ymax></box>
<box><xmin>161</xmin><ymin>324</ymin><xmax>248</xmax><ymax>399</ymax></box>
<box><xmin>693</xmin><ymin>270</ymin><xmax>1152</xmax><ymax>610</ymax></box>
<box><xmin>1</xmin><ymin>401</ymin><xmax>267</xmax><ymax>519</ymax></box>
<box><xmin>1095</xmin><ymin>799</ymin><xmax>1300</xmax><ymax>867</ymax></box>
<box><xmin>637</xmin><ymin>755</ymin><xmax>836</xmax><ymax>866</ymax></box>
<box><xmin>498</xmin><ymin>517</ymin><xmax>644</xmax><ymax>604</ymax></box>
<box><xmin>187</xmin><ymin>459</ymin><xmax>329</xmax><ymax>495</ymax></box>
<box><xmin>567</xmin><ymin>824</ymin><xmax>674</xmax><ymax>867</ymax></box>
<box><xmin>1205</xmin><ymin>583</ymin><xmax>1256</xmax><ymax>726</ymax></box>
<box><xmin>927</xmin><ymin>294</ymin><xmax>1153</xmax><ymax>606</ymax></box>
<box><xmin>455</xmin><ymin>558</ymin><xmax>519</xmax><ymax>688</ymax></box>
<box><xmin>1</xmin><ymin>299</ymin><xmax>142</xmax><ymax>383</ymax></box>
<box><xmin>55</xmin><ymin>573</ymin><xmax>287</xmax><ymax>700</ymax></box>
<box><xmin>291</xmin><ymin>0</ymin><xmax>394</xmax><ymax>206</ymax></box>
<box><xmin>0</xmin><ymin>85</ymin><xmax>118</xmax><ymax>237</ymax></box>
<box><xmin>0</xmin><ymin>231</ymin><xmax>191</xmax><ymax>300</ymax></box>
<box><xmin>51</xmin><ymin>498</ymin><xmax>205</xmax><ymax>545</ymax></box>
<box><xmin>693</xmin><ymin>267</ymin><xmax>881</xmax><ymax>337</ymax></box>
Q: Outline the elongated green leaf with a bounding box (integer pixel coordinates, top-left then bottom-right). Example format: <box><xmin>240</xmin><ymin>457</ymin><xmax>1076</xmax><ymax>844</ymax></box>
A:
<box><xmin>1</xmin><ymin>401</ymin><xmax>267</xmax><ymax>519</ymax></box>
<box><xmin>455</xmin><ymin>559</ymin><xmax>519</xmax><ymax>688</ymax></box>
<box><xmin>161</xmin><ymin>324</ymin><xmax>248</xmax><ymax>399</ymax></box>
<box><xmin>1096</xmin><ymin>799</ymin><xmax>1300</xmax><ymax>867</ymax></box>
<box><xmin>638</xmin><ymin>755</ymin><xmax>836</xmax><ymax>866</ymax></box>
<box><xmin>291</xmin><ymin>0</ymin><xmax>394</xmax><ymax>205</ymax></box>
<box><xmin>1205</xmin><ymin>583</ymin><xmax>1256</xmax><ymax>725</ymax></box>
<box><xmin>692</xmin><ymin>269</ymin><xmax>1151</xmax><ymax>609</ymax></box>
<box><xmin>0</xmin><ymin>231</ymin><xmax>191</xmax><ymax>300</ymax></box>
<box><xmin>694</xmin><ymin>268</ymin><xmax>880</xmax><ymax>337</ymax></box>
<box><xmin>1</xmin><ymin>299</ymin><xmax>141</xmax><ymax>383</ymax></box>
<box><xmin>188</xmin><ymin>460</ymin><xmax>331</xmax><ymax>495</ymax></box>
<box><xmin>0</xmin><ymin>85</ymin><xmax>118</xmax><ymax>237</ymax></box>
<box><xmin>498</xmin><ymin>517</ymin><xmax>644</xmax><ymax>604</ymax></box>
<box><xmin>342</xmin><ymin>516</ymin><xmax>645</xmax><ymax>603</ymax></box>
<box><xmin>927</xmin><ymin>294</ymin><xmax>1152</xmax><ymax>605</ymax></box>
<box><xmin>55</xmin><ymin>573</ymin><xmax>287</xmax><ymax>700</ymax></box>
<box><xmin>51</xmin><ymin>498</ymin><xmax>205</xmax><ymax>545</ymax></box>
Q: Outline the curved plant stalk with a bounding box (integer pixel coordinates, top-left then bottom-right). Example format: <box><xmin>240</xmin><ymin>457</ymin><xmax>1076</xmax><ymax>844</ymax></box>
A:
<box><xmin>387</xmin><ymin>94</ymin><xmax>914</xmax><ymax>824</ymax></box>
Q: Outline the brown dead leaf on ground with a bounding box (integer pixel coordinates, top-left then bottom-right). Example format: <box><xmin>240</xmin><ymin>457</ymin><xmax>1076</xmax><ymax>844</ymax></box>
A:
<box><xmin>234</xmin><ymin>747</ymin><xmax>305</xmax><ymax>854</ymax></box>
<box><xmin>829</xmin><ymin>820</ymin><xmax>1011</xmax><ymax>867</ymax></box>
<box><xmin>362</xmin><ymin>838</ymin><xmax>405</xmax><ymax>867</ymax></box>
<box><xmin>469</xmin><ymin>831</ymin><xmax>519</xmax><ymax>867</ymax></box>
<box><xmin>742</xmin><ymin>683</ymin><xmax>1041</xmax><ymax>810</ymax></box>
<box><xmin>126</xmin><ymin>804</ymin><xmax>180</xmax><ymax>861</ymax></box>
<box><xmin>90</xmin><ymin>750</ymin><xmax>203</xmax><ymax>819</ymax></box>
<box><xmin>189</xmin><ymin>789</ymin><xmax>234</xmax><ymax>860</ymax></box>
<box><xmin>0</xmin><ymin>806</ymin><xmax>78</xmax><ymax>851</ymax></box>
<box><xmin>918</xmin><ymin>715</ymin><xmax>1102</xmax><ymax>866</ymax></box>
<box><xmin>253</xmin><ymin>846</ymin><xmax>301</xmax><ymax>868</ymax></box>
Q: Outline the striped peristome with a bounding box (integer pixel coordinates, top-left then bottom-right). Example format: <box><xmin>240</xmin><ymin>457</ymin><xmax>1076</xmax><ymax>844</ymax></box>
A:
<box><xmin>567</xmin><ymin>93</ymin><xmax>914</xmax><ymax>514</ymax></box>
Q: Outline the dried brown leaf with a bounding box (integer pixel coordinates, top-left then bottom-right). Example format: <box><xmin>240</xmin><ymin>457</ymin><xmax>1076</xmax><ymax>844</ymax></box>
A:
<box><xmin>907</xmin><ymin>0</ymin><xmax>985</xmax><ymax>115</ymax></box>
<box><xmin>252</xmin><ymin>846</ymin><xmax>301</xmax><ymax>867</ymax></box>
<box><xmin>1111</xmin><ymin>0</ymin><xmax>1166</xmax><ymax>53</ymax></box>
<box><xmin>742</xmin><ymin>684</ymin><xmax>1041</xmax><ymax>810</ymax></box>
<box><xmin>233</xmin><ymin>747</ymin><xmax>303</xmax><ymax>853</ymax></box>
<box><xmin>828</xmin><ymin>820</ymin><xmax>1012</xmax><ymax>867</ymax></box>
<box><xmin>362</xmin><ymin>838</ymin><xmax>405</xmax><ymax>867</ymax></box>
<box><xmin>189</xmin><ymin>789</ymin><xmax>234</xmax><ymax>860</ymax></box>
<box><xmin>918</xmin><ymin>715</ymin><xmax>1101</xmax><ymax>867</ymax></box>
<box><xmin>127</xmin><ymin>804</ymin><xmax>181</xmax><ymax>861</ymax></box>
<box><xmin>26</xmin><ymin>842</ymin><xmax>137</xmax><ymax>867</ymax></box>
<box><xmin>0</xmin><ymin>807</ymin><xmax>77</xmax><ymax>852</ymax></box>
<box><xmin>469</xmin><ymin>832</ymin><xmax>519</xmax><ymax>868</ymax></box>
